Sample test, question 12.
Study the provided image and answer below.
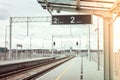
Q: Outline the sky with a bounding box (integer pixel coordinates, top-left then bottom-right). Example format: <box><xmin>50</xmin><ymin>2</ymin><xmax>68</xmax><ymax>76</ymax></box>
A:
<box><xmin>0</xmin><ymin>0</ymin><xmax>119</xmax><ymax>52</ymax></box>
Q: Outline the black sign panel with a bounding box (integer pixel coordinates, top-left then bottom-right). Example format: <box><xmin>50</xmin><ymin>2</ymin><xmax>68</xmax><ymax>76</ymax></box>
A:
<box><xmin>52</xmin><ymin>15</ymin><xmax>92</xmax><ymax>25</ymax></box>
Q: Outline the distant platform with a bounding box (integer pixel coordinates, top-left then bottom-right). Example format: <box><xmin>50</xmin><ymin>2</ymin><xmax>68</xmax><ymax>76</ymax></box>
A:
<box><xmin>0</xmin><ymin>57</ymin><xmax>52</xmax><ymax>66</ymax></box>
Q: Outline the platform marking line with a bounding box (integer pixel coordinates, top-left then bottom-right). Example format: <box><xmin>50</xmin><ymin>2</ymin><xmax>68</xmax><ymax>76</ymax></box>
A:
<box><xmin>55</xmin><ymin>61</ymin><xmax>74</xmax><ymax>80</ymax></box>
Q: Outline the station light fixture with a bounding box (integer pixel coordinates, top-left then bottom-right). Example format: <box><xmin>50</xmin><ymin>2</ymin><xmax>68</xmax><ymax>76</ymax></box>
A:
<box><xmin>76</xmin><ymin>41</ymin><xmax>78</xmax><ymax>46</ymax></box>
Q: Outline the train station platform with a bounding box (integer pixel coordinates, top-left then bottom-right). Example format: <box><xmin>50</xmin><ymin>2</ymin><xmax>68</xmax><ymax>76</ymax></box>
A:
<box><xmin>36</xmin><ymin>56</ymin><xmax>103</xmax><ymax>80</ymax></box>
<box><xmin>0</xmin><ymin>57</ymin><xmax>52</xmax><ymax>66</ymax></box>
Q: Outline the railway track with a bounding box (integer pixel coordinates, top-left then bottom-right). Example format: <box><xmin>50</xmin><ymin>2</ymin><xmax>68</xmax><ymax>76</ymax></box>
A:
<box><xmin>0</xmin><ymin>56</ymin><xmax>73</xmax><ymax>80</ymax></box>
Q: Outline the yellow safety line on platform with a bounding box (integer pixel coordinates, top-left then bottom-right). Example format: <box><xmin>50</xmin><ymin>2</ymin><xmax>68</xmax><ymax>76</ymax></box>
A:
<box><xmin>55</xmin><ymin>61</ymin><xmax>74</xmax><ymax>80</ymax></box>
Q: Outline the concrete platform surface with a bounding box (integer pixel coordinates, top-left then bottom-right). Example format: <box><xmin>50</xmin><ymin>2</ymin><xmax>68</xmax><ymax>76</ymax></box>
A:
<box><xmin>36</xmin><ymin>57</ymin><xmax>103</xmax><ymax>80</ymax></box>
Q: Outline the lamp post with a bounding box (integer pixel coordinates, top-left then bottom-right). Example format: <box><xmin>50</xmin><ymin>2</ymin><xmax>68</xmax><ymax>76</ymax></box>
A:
<box><xmin>97</xmin><ymin>17</ymin><xmax>100</xmax><ymax>70</ymax></box>
<box><xmin>9</xmin><ymin>17</ymin><xmax>12</xmax><ymax>60</ymax></box>
<box><xmin>5</xmin><ymin>25</ymin><xmax>8</xmax><ymax>52</ymax></box>
<box><xmin>95</xmin><ymin>17</ymin><xmax>100</xmax><ymax>70</ymax></box>
<box><xmin>4</xmin><ymin>25</ymin><xmax>9</xmax><ymax>60</ymax></box>
<box><xmin>29</xmin><ymin>34</ymin><xmax>35</xmax><ymax>58</ymax></box>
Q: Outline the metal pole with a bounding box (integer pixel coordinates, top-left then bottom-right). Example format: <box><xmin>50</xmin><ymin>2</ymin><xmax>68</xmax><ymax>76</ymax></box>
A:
<box><xmin>16</xmin><ymin>45</ymin><xmax>18</xmax><ymax>59</ymax></box>
<box><xmin>97</xmin><ymin>17</ymin><xmax>100</xmax><ymax>70</ymax></box>
<box><xmin>30</xmin><ymin>36</ymin><xmax>32</xmax><ymax>50</ymax></box>
<box><xmin>79</xmin><ymin>35</ymin><xmax>81</xmax><ymax>56</ymax></box>
<box><xmin>5</xmin><ymin>25</ymin><xmax>7</xmax><ymax>52</ymax></box>
<box><xmin>27</xmin><ymin>17</ymin><xmax>29</xmax><ymax>36</ymax></box>
<box><xmin>9</xmin><ymin>17</ymin><xmax>12</xmax><ymax>60</ymax></box>
<box><xmin>21</xmin><ymin>46</ymin><xmax>23</xmax><ymax>59</ymax></box>
<box><xmin>76</xmin><ymin>0</ymin><xmax>80</xmax><ymax>10</ymax></box>
<box><xmin>52</xmin><ymin>35</ymin><xmax>54</xmax><ymax>57</ymax></box>
<box><xmin>61</xmin><ymin>41</ymin><xmax>62</xmax><ymax>57</ymax></box>
<box><xmin>70</xmin><ymin>25</ymin><xmax>72</xmax><ymax>36</ymax></box>
<box><xmin>42</xmin><ymin>39</ymin><xmax>44</xmax><ymax>56</ymax></box>
<box><xmin>88</xmin><ymin>25</ymin><xmax>91</xmax><ymax>61</ymax></box>
<box><xmin>5</xmin><ymin>25</ymin><xmax>8</xmax><ymax>60</ymax></box>
<box><xmin>29</xmin><ymin>35</ymin><xmax>32</xmax><ymax>58</ymax></box>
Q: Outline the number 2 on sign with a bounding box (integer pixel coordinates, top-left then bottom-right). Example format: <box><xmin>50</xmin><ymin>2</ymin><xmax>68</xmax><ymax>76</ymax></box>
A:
<box><xmin>53</xmin><ymin>18</ymin><xmax>58</xmax><ymax>23</ymax></box>
<box><xmin>70</xmin><ymin>16</ymin><xmax>75</xmax><ymax>23</ymax></box>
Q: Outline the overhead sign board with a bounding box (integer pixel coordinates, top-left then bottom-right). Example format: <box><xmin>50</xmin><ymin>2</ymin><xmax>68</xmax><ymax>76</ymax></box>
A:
<box><xmin>52</xmin><ymin>15</ymin><xmax>92</xmax><ymax>25</ymax></box>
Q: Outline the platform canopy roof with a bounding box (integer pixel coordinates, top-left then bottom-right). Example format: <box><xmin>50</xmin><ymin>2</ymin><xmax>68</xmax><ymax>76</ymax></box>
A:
<box><xmin>37</xmin><ymin>0</ymin><xmax>120</xmax><ymax>18</ymax></box>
